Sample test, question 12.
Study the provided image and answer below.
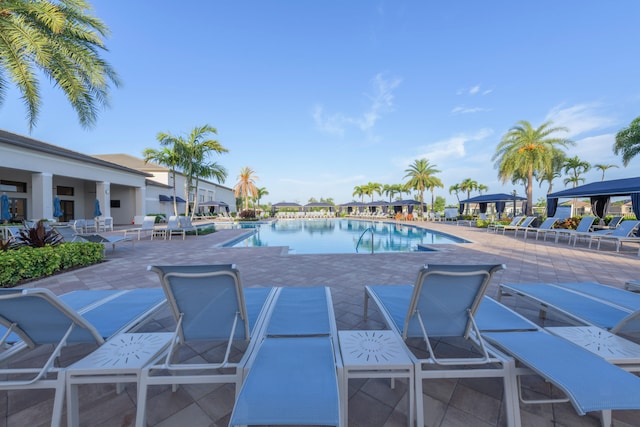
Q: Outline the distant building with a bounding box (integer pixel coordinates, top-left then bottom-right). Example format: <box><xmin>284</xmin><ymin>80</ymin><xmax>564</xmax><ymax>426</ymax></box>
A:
<box><xmin>0</xmin><ymin>129</ymin><xmax>235</xmax><ymax>225</ymax></box>
<box><xmin>608</xmin><ymin>200</ymin><xmax>634</xmax><ymax>216</ymax></box>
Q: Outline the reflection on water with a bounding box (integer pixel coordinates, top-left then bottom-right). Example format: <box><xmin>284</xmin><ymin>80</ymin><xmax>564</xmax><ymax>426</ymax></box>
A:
<box><xmin>228</xmin><ymin>219</ymin><xmax>467</xmax><ymax>254</ymax></box>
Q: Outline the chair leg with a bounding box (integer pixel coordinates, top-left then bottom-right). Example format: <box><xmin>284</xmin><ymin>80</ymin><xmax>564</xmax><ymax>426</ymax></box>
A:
<box><xmin>135</xmin><ymin>370</ymin><xmax>149</xmax><ymax>427</ymax></box>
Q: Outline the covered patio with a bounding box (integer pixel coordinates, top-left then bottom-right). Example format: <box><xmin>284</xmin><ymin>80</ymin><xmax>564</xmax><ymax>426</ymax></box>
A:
<box><xmin>547</xmin><ymin>176</ymin><xmax>640</xmax><ymax>232</ymax></box>
<box><xmin>459</xmin><ymin>193</ymin><xmax>526</xmax><ymax>219</ymax></box>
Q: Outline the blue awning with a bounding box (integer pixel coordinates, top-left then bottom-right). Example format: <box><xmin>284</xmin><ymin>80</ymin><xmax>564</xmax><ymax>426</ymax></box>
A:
<box><xmin>159</xmin><ymin>195</ymin><xmax>186</xmax><ymax>203</ymax></box>
<box><xmin>547</xmin><ymin>177</ymin><xmax>640</xmax><ymax>198</ymax></box>
<box><xmin>459</xmin><ymin>193</ymin><xmax>526</xmax><ymax>204</ymax></box>
<box><xmin>546</xmin><ymin>176</ymin><xmax>640</xmax><ymax>220</ymax></box>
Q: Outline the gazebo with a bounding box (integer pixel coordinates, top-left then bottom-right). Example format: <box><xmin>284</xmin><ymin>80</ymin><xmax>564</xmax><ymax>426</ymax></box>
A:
<box><xmin>198</xmin><ymin>200</ymin><xmax>229</xmax><ymax>214</ymax></box>
<box><xmin>304</xmin><ymin>202</ymin><xmax>334</xmax><ymax>212</ymax></box>
<box><xmin>271</xmin><ymin>202</ymin><xmax>302</xmax><ymax>212</ymax></box>
<box><xmin>547</xmin><ymin>177</ymin><xmax>640</xmax><ymax>225</ymax></box>
<box><xmin>459</xmin><ymin>193</ymin><xmax>526</xmax><ymax>218</ymax></box>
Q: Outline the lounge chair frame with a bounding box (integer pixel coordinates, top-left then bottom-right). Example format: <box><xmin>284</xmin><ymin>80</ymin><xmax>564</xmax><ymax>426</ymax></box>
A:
<box><xmin>363</xmin><ymin>264</ymin><xmax>518</xmax><ymax>427</ymax></box>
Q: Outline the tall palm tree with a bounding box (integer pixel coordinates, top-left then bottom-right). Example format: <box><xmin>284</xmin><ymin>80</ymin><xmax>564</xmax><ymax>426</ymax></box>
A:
<box><xmin>593</xmin><ymin>163</ymin><xmax>619</xmax><ymax>181</ymax></box>
<box><xmin>477</xmin><ymin>184</ymin><xmax>489</xmax><ymax>195</ymax></box>
<box><xmin>493</xmin><ymin>120</ymin><xmax>573</xmax><ymax>215</ymax></box>
<box><xmin>614</xmin><ymin>116</ymin><xmax>640</xmax><ymax>166</ymax></box>
<box><xmin>448</xmin><ymin>184</ymin><xmax>462</xmax><ymax>204</ymax></box>
<box><xmin>234</xmin><ymin>167</ymin><xmax>259</xmax><ymax>211</ymax></box>
<box><xmin>562</xmin><ymin>156</ymin><xmax>591</xmax><ymax>188</ymax></box>
<box><xmin>403</xmin><ymin>159</ymin><xmax>441</xmax><ymax>218</ymax></box>
<box><xmin>352</xmin><ymin>185</ymin><xmax>365</xmax><ymax>203</ymax></box>
<box><xmin>142</xmin><ymin>146</ymin><xmax>181</xmax><ymax>216</ymax></box>
<box><xmin>157</xmin><ymin>125</ymin><xmax>228</xmax><ymax>216</ymax></box>
<box><xmin>255</xmin><ymin>187</ymin><xmax>269</xmax><ymax>213</ymax></box>
<box><xmin>0</xmin><ymin>0</ymin><xmax>121</xmax><ymax>130</ymax></box>
<box><xmin>534</xmin><ymin>149</ymin><xmax>565</xmax><ymax>194</ymax></box>
<box><xmin>425</xmin><ymin>176</ymin><xmax>444</xmax><ymax>213</ymax></box>
<box><xmin>364</xmin><ymin>182</ymin><xmax>382</xmax><ymax>202</ymax></box>
<box><xmin>383</xmin><ymin>184</ymin><xmax>406</xmax><ymax>203</ymax></box>
<box><xmin>459</xmin><ymin>178</ymin><xmax>478</xmax><ymax>214</ymax></box>
<box><xmin>191</xmin><ymin>161</ymin><xmax>227</xmax><ymax>219</ymax></box>
<box><xmin>459</xmin><ymin>178</ymin><xmax>478</xmax><ymax>200</ymax></box>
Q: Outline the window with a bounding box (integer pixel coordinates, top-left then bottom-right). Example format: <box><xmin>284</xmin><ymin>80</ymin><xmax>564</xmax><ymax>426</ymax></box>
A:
<box><xmin>110</xmin><ymin>200</ymin><xmax>121</xmax><ymax>208</ymax></box>
<box><xmin>56</xmin><ymin>186</ymin><xmax>74</xmax><ymax>196</ymax></box>
<box><xmin>0</xmin><ymin>180</ymin><xmax>26</xmax><ymax>193</ymax></box>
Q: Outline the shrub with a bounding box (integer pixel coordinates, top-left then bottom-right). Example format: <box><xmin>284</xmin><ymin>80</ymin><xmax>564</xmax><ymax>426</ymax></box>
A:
<box><xmin>16</xmin><ymin>220</ymin><xmax>63</xmax><ymax>247</ymax></box>
<box><xmin>0</xmin><ymin>242</ymin><xmax>103</xmax><ymax>287</ymax></box>
<box><xmin>238</xmin><ymin>210</ymin><xmax>256</xmax><ymax>220</ymax></box>
<box><xmin>555</xmin><ymin>217</ymin><xmax>581</xmax><ymax>230</ymax></box>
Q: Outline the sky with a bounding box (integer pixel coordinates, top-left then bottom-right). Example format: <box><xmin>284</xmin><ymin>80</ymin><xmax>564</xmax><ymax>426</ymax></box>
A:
<box><xmin>2</xmin><ymin>1</ymin><xmax>640</xmax><ymax>206</ymax></box>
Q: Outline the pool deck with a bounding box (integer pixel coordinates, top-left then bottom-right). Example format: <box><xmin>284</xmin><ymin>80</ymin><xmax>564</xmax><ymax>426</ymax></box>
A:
<box><xmin>2</xmin><ymin>219</ymin><xmax>640</xmax><ymax>426</ymax></box>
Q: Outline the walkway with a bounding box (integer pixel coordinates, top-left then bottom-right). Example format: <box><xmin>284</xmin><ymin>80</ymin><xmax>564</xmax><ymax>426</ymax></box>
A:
<box><xmin>2</xmin><ymin>220</ymin><xmax>639</xmax><ymax>426</ymax></box>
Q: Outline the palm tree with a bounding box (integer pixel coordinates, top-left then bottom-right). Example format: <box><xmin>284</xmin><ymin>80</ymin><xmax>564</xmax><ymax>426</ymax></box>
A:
<box><xmin>477</xmin><ymin>184</ymin><xmax>489</xmax><ymax>195</ymax></box>
<box><xmin>255</xmin><ymin>187</ymin><xmax>269</xmax><ymax>213</ymax></box>
<box><xmin>425</xmin><ymin>177</ymin><xmax>444</xmax><ymax>213</ymax></box>
<box><xmin>449</xmin><ymin>184</ymin><xmax>462</xmax><ymax>204</ymax></box>
<box><xmin>593</xmin><ymin>163</ymin><xmax>619</xmax><ymax>181</ymax></box>
<box><xmin>352</xmin><ymin>185</ymin><xmax>365</xmax><ymax>203</ymax></box>
<box><xmin>0</xmin><ymin>0</ymin><xmax>121</xmax><ymax>130</ymax></box>
<box><xmin>383</xmin><ymin>184</ymin><xmax>406</xmax><ymax>203</ymax></box>
<box><xmin>563</xmin><ymin>156</ymin><xmax>591</xmax><ymax>188</ymax></box>
<box><xmin>534</xmin><ymin>150</ymin><xmax>565</xmax><ymax>194</ymax></box>
<box><xmin>191</xmin><ymin>161</ymin><xmax>227</xmax><ymax>219</ymax></box>
<box><xmin>493</xmin><ymin>120</ymin><xmax>573</xmax><ymax>215</ymax></box>
<box><xmin>157</xmin><ymin>125</ymin><xmax>228</xmax><ymax>216</ymax></box>
<box><xmin>234</xmin><ymin>167</ymin><xmax>259</xmax><ymax>211</ymax></box>
<box><xmin>364</xmin><ymin>182</ymin><xmax>382</xmax><ymax>202</ymax></box>
<box><xmin>177</xmin><ymin>125</ymin><xmax>229</xmax><ymax>215</ymax></box>
<box><xmin>143</xmin><ymin>146</ymin><xmax>181</xmax><ymax>216</ymax></box>
<box><xmin>403</xmin><ymin>159</ymin><xmax>441</xmax><ymax>218</ymax></box>
<box><xmin>459</xmin><ymin>178</ymin><xmax>478</xmax><ymax>214</ymax></box>
<box><xmin>614</xmin><ymin>116</ymin><xmax>640</xmax><ymax>166</ymax></box>
<box><xmin>459</xmin><ymin>178</ymin><xmax>478</xmax><ymax>200</ymax></box>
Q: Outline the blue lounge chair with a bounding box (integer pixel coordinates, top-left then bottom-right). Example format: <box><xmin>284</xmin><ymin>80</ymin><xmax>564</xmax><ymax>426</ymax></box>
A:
<box><xmin>477</xmin><ymin>296</ymin><xmax>640</xmax><ymax>426</ymax></box>
<box><xmin>523</xmin><ymin>217</ymin><xmax>562</xmax><ymax>240</ymax></box>
<box><xmin>77</xmin><ymin>232</ymin><xmax>133</xmax><ymax>254</ymax></box>
<box><xmin>0</xmin><ymin>287</ymin><xmax>166</xmax><ymax>427</ymax></box>
<box><xmin>542</xmin><ymin>216</ymin><xmax>596</xmax><ymax>244</ymax></box>
<box><xmin>363</xmin><ymin>264</ymin><xmax>517</xmax><ymax>427</ymax></box>
<box><xmin>499</xmin><ymin>282</ymin><xmax>640</xmax><ymax>334</ymax></box>
<box><xmin>504</xmin><ymin>216</ymin><xmax>535</xmax><ymax>236</ymax></box>
<box><xmin>588</xmin><ymin>220</ymin><xmax>640</xmax><ymax>252</ymax></box>
<box><xmin>488</xmin><ymin>215</ymin><xmax>523</xmax><ymax>233</ymax></box>
<box><xmin>229</xmin><ymin>286</ymin><xmax>342</xmax><ymax>427</ymax></box>
<box><xmin>136</xmin><ymin>264</ymin><xmax>278</xmax><ymax>427</ymax></box>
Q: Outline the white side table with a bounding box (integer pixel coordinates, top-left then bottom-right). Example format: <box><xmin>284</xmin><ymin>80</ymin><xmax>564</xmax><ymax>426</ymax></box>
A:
<box><xmin>338</xmin><ymin>330</ymin><xmax>414</xmax><ymax>427</ymax></box>
<box><xmin>66</xmin><ymin>332</ymin><xmax>173</xmax><ymax>427</ymax></box>
<box><xmin>547</xmin><ymin>326</ymin><xmax>640</xmax><ymax>371</ymax></box>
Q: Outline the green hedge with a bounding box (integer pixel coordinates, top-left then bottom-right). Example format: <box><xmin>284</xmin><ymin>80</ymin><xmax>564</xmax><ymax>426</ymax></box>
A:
<box><xmin>0</xmin><ymin>242</ymin><xmax>104</xmax><ymax>287</ymax></box>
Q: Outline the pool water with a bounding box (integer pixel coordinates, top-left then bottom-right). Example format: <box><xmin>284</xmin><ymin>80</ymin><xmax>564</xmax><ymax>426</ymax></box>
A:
<box><xmin>226</xmin><ymin>219</ymin><xmax>467</xmax><ymax>254</ymax></box>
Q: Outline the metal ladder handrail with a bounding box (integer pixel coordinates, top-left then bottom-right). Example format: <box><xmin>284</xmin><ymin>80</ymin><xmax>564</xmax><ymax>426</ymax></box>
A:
<box><xmin>355</xmin><ymin>226</ymin><xmax>375</xmax><ymax>254</ymax></box>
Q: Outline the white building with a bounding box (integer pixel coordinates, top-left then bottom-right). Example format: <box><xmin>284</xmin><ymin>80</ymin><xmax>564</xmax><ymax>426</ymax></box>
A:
<box><xmin>0</xmin><ymin>129</ymin><xmax>236</xmax><ymax>225</ymax></box>
<box><xmin>94</xmin><ymin>154</ymin><xmax>236</xmax><ymax>220</ymax></box>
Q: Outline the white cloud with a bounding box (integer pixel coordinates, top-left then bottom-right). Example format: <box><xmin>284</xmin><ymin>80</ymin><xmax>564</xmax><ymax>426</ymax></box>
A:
<box><xmin>451</xmin><ymin>106</ymin><xmax>491</xmax><ymax>114</ymax></box>
<box><xmin>545</xmin><ymin>103</ymin><xmax>617</xmax><ymax>138</ymax></box>
<box><xmin>394</xmin><ymin>128</ymin><xmax>494</xmax><ymax>166</ymax></box>
<box><xmin>457</xmin><ymin>84</ymin><xmax>492</xmax><ymax>96</ymax></box>
<box><xmin>313</xmin><ymin>73</ymin><xmax>401</xmax><ymax>137</ymax></box>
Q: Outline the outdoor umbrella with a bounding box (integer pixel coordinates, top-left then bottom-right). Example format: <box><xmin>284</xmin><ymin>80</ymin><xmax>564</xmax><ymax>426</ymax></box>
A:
<box><xmin>0</xmin><ymin>194</ymin><xmax>10</xmax><ymax>222</ymax></box>
<box><xmin>94</xmin><ymin>199</ymin><xmax>102</xmax><ymax>217</ymax></box>
<box><xmin>53</xmin><ymin>197</ymin><xmax>63</xmax><ymax>218</ymax></box>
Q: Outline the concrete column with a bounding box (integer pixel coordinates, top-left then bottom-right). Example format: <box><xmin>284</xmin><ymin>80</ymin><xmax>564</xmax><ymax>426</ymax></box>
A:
<box><xmin>31</xmin><ymin>172</ymin><xmax>53</xmax><ymax>220</ymax></box>
<box><xmin>135</xmin><ymin>186</ymin><xmax>146</xmax><ymax>216</ymax></box>
<box><xmin>95</xmin><ymin>181</ymin><xmax>111</xmax><ymax>219</ymax></box>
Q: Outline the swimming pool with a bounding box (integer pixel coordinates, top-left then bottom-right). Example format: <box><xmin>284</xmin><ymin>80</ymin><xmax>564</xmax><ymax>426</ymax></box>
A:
<box><xmin>225</xmin><ymin>219</ymin><xmax>468</xmax><ymax>254</ymax></box>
